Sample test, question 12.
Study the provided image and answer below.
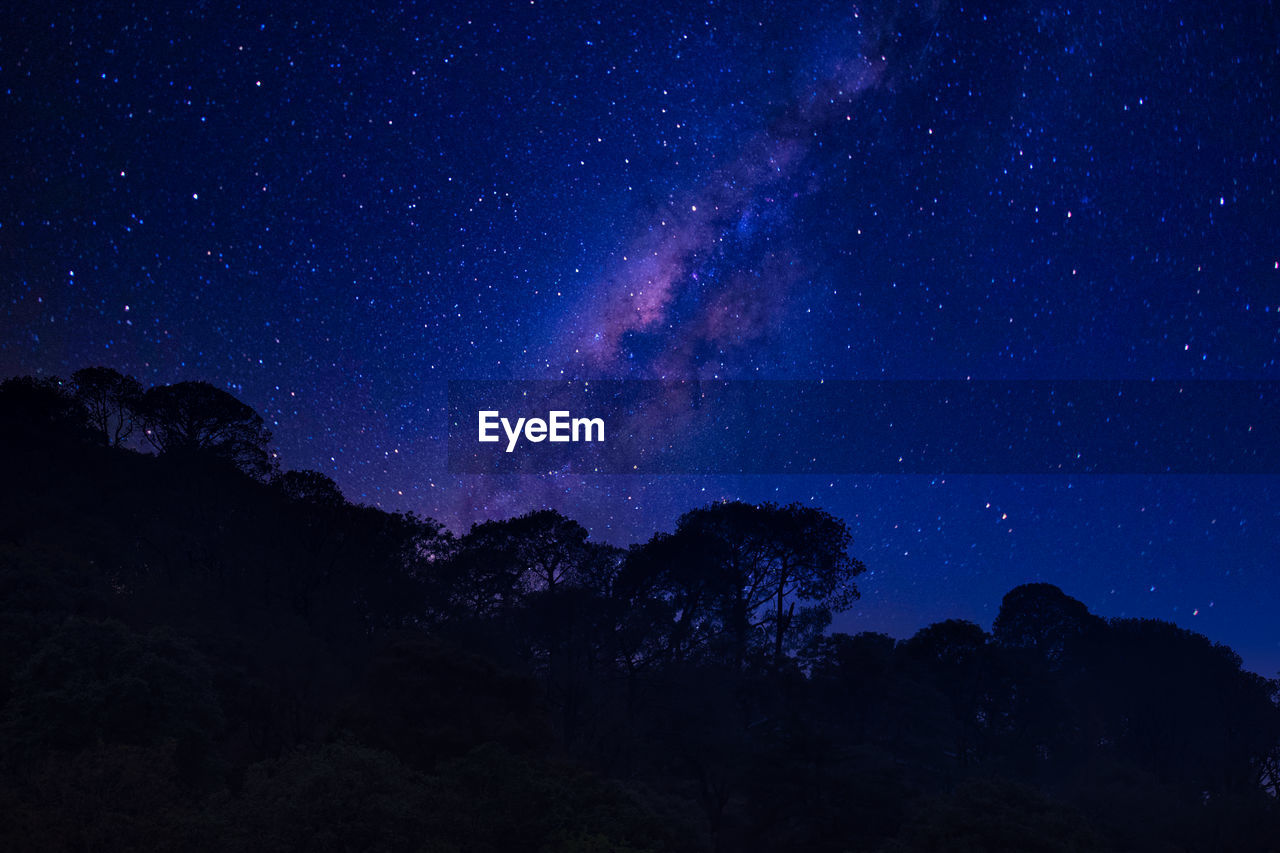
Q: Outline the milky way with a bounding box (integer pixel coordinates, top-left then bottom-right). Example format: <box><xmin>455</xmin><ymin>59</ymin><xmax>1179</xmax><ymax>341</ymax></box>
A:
<box><xmin>554</xmin><ymin>51</ymin><xmax>885</xmax><ymax>377</ymax></box>
<box><xmin>2</xmin><ymin>0</ymin><xmax>1277</xmax><ymax>672</ymax></box>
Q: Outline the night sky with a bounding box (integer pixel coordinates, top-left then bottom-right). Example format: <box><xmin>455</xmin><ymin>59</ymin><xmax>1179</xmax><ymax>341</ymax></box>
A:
<box><xmin>3</xmin><ymin>2</ymin><xmax>1278</xmax><ymax>671</ymax></box>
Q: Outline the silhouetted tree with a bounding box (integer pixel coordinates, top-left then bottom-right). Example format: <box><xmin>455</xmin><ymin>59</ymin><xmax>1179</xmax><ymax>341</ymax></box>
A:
<box><xmin>71</xmin><ymin>367</ymin><xmax>142</xmax><ymax>447</ymax></box>
<box><xmin>4</xmin><ymin>367</ymin><xmax>1280</xmax><ymax>853</ymax></box>
<box><xmin>441</xmin><ymin>510</ymin><xmax>606</xmax><ymax>620</ymax></box>
<box><xmin>801</xmin><ymin>631</ymin><xmax>899</xmax><ymax>745</ymax></box>
<box><xmin>138</xmin><ymin>381</ymin><xmax>274</xmax><ymax>478</ymax></box>
<box><xmin>990</xmin><ymin>584</ymin><xmax>1106</xmax><ymax>775</ymax></box>
<box><xmin>272</xmin><ymin>469</ymin><xmax>346</xmax><ymax>506</ymax></box>
<box><xmin>616</xmin><ymin>528</ymin><xmax>734</xmax><ymax>667</ymax></box>
<box><xmin>900</xmin><ymin>620</ymin><xmax>995</xmax><ymax>767</ymax></box>
<box><xmin>1092</xmin><ymin>617</ymin><xmax>1280</xmax><ymax>798</ymax></box>
<box><xmin>992</xmin><ymin>582</ymin><xmax>1103</xmax><ymax>667</ymax></box>
<box><xmin>474</xmin><ymin>509</ymin><xmax>597</xmax><ymax>592</ymax></box>
<box><xmin>666</xmin><ymin>502</ymin><xmax>865</xmax><ymax>667</ymax></box>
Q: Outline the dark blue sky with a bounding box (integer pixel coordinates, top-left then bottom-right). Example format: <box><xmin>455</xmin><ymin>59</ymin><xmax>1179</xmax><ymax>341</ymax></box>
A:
<box><xmin>3</xmin><ymin>1</ymin><xmax>1278</xmax><ymax>671</ymax></box>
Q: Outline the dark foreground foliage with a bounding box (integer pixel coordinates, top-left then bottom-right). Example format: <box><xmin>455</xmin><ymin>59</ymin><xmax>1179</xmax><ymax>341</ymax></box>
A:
<box><xmin>1</xmin><ymin>371</ymin><xmax>1278</xmax><ymax>852</ymax></box>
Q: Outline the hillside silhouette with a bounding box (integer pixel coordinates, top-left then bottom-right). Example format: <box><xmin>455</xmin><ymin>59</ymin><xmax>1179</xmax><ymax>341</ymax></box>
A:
<box><xmin>1</xmin><ymin>370</ymin><xmax>1278</xmax><ymax>852</ymax></box>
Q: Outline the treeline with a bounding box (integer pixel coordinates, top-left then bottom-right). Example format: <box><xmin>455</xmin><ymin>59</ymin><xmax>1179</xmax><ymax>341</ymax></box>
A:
<box><xmin>1</xmin><ymin>369</ymin><xmax>1278</xmax><ymax>852</ymax></box>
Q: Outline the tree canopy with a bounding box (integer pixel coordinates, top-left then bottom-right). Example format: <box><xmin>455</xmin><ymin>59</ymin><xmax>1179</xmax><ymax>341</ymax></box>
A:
<box><xmin>138</xmin><ymin>380</ymin><xmax>274</xmax><ymax>477</ymax></box>
<box><xmin>1</xmin><ymin>366</ymin><xmax>1278</xmax><ymax>852</ymax></box>
<box><xmin>71</xmin><ymin>367</ymin><xmax>143</xmax><ymax>447</ymax></box>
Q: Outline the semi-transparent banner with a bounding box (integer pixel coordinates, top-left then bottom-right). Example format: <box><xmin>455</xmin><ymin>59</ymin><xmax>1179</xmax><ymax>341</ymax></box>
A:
<box><xmin>447</xmin><ymin>380</ymin><xmax>1278</xmax><ymax>474</ymax></box>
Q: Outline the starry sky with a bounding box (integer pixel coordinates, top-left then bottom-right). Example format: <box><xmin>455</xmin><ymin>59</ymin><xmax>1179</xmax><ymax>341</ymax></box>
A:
<box><xmin>3</xmin><ymin>1</ymin><xmax>1279</xmax><ymax>671</ymax></box>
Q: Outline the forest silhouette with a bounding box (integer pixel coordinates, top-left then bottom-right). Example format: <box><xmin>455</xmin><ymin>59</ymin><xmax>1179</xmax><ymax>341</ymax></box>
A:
<box><xmin>1</xmin><ymin>369</ymin><xmax>1278</xmax><ymax>852</ymax></box>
